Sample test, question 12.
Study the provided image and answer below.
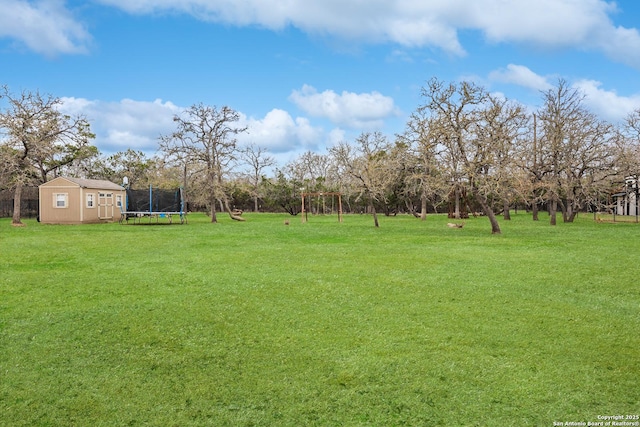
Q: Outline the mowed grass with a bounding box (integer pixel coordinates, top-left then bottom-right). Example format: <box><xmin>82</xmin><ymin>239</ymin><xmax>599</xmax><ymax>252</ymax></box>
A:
<box><xmin>1</xmin><ymin>212</ymin><xmax>638</xmax><ymax>426</ymax></box>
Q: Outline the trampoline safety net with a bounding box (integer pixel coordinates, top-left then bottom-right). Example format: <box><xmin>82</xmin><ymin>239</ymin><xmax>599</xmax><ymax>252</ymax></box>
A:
<box><xmin>126</xmin><ymin>187</ymin><xmax>184</xmax><ymax>212</ymax></box>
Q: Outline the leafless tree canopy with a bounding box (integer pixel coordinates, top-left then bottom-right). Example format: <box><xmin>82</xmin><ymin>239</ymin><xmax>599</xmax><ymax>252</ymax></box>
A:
<box><xmin>240</xmin><ymin>142</ymin><xmax>276</xmax><ymax>212</ymax></box>
<box><xmin>534</xmin><ymin>80</ymin><xmax>617</xmax><ymax>224</ymax></box>
<box><xmin>0</xmin><ymin>85</ymin><xmax>96</xmax><ymax>224</ymax></box>
<box><xmin>159</xmin><ymin>104</ymin><xmax>247</xmax><ymax>222</ymax></box>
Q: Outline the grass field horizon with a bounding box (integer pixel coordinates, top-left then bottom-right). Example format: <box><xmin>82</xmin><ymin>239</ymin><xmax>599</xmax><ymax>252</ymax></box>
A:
<box><xmin>1</xmin><ymin>212</ymin><xmax>638</xmax><ymax>426</ymax></box>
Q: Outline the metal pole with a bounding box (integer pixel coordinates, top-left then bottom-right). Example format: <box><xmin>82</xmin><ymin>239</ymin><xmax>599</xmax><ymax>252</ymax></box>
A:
<box><xmin>633</xmin><ymin>175</ymin><xmax>640</xmax><ymax>223</ymax></box>
<box><xmin>180</xmin><ymin>187</ymin><xmax>184</xmax><ymax>215</ymax></box>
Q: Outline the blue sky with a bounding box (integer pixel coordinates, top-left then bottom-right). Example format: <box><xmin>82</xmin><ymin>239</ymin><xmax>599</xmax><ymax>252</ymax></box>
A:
<box><xmin>1</xmin><ymin>0</ymin><xmax>640</xmax><ymax>166</ymax></box>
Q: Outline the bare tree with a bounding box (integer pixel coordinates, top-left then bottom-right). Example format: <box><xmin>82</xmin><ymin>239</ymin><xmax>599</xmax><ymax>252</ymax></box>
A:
<box><xmin>536</xmin><ymin>80</ymin><xmax>616</xmax><ymax>224</ymax></box>
<box><xmin>0</xmin><ymin>86</ymin><xmax>95</xmax><ymax>225</ymax></box>
<box><xmin>475</xmin><ymin>95</ymin><xmax>529</xmax><ymax>221</ymax></box>
<box><xmin>159</xmin><ymin>104</ymin><xmax>247</xmax><ymax>222</ymax></box>
<box><xmin>398</xmin><ymin>110</ymin><xmax>446</xmax><ymax>221</ymax></box>
<box><xmin>608</xmin><ymin>109</ymin><xmax>640</xmax><ymax>216</ymax></box>
<box><xmin>285</xmin><ymin>151</ymin><xmax>333</xmax><ymax>192</ymax></box>
<box><xmin>330</xmin><ymin>131</ymin><xmax>394</xmax><ymax>227</ymax></box>
<box><xmin>621</xmin><ymin>109</ymin><xmax>640</xmax><ymax>175</ymax></box>
<box><xmin>240</xmin><ymin>142</ymin><xmax>275</xmax><ymax>212</ymax></box>
<box><xmin>158</xmin><ymin>133</ymin><xmax>199</xmax><ymax>210</ymax></box>
<box><xmin>421</xmin><ymin>78</ymin><xmax>505</xmax><ymax>233</ymax></box>
<box><xmin>515</xmin><ymin>113</ymin><xmax>546</xmax><ymax>220</ymax></box>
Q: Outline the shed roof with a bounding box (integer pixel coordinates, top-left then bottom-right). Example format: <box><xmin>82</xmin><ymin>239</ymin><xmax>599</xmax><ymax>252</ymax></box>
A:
<box><xmin>40</xmin><ymin>176</ymin><xmax>124</xmax><ymax>191</ymax></box>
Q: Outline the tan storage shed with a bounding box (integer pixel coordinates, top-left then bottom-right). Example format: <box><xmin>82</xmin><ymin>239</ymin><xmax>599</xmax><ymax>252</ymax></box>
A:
<box><xmin>39</xmin><ymin>177</ymin><xmax>126</xmax><ymax>224</ymax></box>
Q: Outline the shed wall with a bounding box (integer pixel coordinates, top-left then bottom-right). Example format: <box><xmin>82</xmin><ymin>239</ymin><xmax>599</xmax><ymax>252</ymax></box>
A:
<box><xmin>39</xmin><ymin>184</ymin><xmax>82</xmax><ymax>224</ymax></box>
<box><xmin>39</xmin><ymin>179</ymin><xmax>126</xmax><ymax>224</ymax></box>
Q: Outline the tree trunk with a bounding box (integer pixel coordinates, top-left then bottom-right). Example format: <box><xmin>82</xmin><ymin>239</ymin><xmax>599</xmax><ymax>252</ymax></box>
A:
<box><xmin>564</xmin><ymin>200</ymin><xmax>573</xmax><ymax>223</ymax></box>
<box><xmin>454</xmin><ymin>187</ymin><xmax>461</xmax><ymax>219</ymax></box>
<box><xmin>209</xmin><ymin>195</ymin><xmax>218</xmax><ymax>223</ymax></box>
<box><xmin>370</xmin><ymin>201</ymin><xmax>379</xmax><ymax>228</ymax></box>
<box><xmin>473</xmin><ymin>189</ymin><xmax>501</xmax><ymax>234</ymax></box>
<box><xmin>12</xmin><ymin>183</ymin><xmax>24</xmax><ymax>226</ymax></box>
<box><xmin>420</xmin><ymin>192</ymin><xmax>427</xmax><ymax>221</ymax></box>
<box><xmin>405</xmin><ymin>200</ymin><xmax>419</xmax><ymax>218</ymax></box>
<box><xmin>550</xmin><ymin>198</ymin><xmax>557</xmax><ymax>226</ymax></box>
<box><xmin>254</xmin><ymin>195</ymin><xmax>259</xmax><ymax>213</ymax></box>
<box><xmin>532</xmin><ymin>201</ymin><xmax>539</xmax><ymax>221</ymax></box>
<box><xmin>566</xmin><ymin>199</ymin><xmax>579</xmax><ymax>222</ymax></box>
<box><xmin>559</xmin><ymin>199</ymin><xmax>568</xmax><ymax>222</ymax></box>
<box><xmin>503</xmin><ymin>199</ymin><xmax>511</xmax><ymax>220</ymax></box>
<box><xmin>224</xmin><ymin>199</ymin><xmax>246</xmax><ymax>222</ymax></box>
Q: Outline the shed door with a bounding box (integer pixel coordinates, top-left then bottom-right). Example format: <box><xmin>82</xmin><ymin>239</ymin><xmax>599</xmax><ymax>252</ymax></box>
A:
<box><xmin>98</xmin><ymin>192</ymin><xmax>114</xmax><ymax>219</ymax></box>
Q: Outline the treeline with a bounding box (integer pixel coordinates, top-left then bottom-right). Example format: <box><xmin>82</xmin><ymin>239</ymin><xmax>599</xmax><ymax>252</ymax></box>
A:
<box><xmin>2</xmin><ymin>79</ymin><xmax>640</xmax><ymax>231</ymax></box>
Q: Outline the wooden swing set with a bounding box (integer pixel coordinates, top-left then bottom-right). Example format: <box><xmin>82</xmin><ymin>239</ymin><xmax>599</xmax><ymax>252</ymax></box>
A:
<box><xmin>301</xmin><ymin>192</ymin><xmax>343</xmax><ymax>223</ymax></box>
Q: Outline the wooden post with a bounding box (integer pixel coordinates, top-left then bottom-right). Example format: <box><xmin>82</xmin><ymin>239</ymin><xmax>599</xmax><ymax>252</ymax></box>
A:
<box><xmin>302</xmin><ymin>192</ymin><xmax>342</xmax><ymax>222</ymax></box>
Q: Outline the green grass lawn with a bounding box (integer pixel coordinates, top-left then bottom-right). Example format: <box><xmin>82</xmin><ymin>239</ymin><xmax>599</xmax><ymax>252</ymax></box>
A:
<box><xmin>1</xmin><ymin>212</ymin><xmax>638</xmax><ymax>426</ymax></box>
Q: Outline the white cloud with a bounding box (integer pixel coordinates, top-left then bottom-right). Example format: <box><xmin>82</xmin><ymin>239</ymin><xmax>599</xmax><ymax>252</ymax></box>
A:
<box><xmin>60</xmin><ymin>97</ymin><xmax>181</xmax><ymax>154</ymax></box>
<box><xmin>327</xmin><ymin>128</ymin><xmax>346</xmax><ymax>147</ymax></box>
<box><xmin>486</xmin><ymin>65</ymin><xmax>640</xmax><ymax>122</ymax></box>
<box><xmin>93</xmin><ymin>0</ymin><xmax>640</xmax><ymax>68</ymax></box>
<box><xmin>594</xmin><ymin>25</ymin><xmax>640</xmax><ymax>68</ymax></box>
<box><xmin>288</xmin><ymin>84</ymin><xmax>399</xmax><ymax>129</ymax></box>
<box><xmin>238</xmin><ymin>108</ymin><xmax>325</xmax><ymax>154</ymax></box>
<box><xmin>489</xmin><ymin>64</ymin><xmax>553</xmax><ymax>92</ymax></box>
<box><xmin>572</xmin><ymin>80</ymin><xmax>640</xmax><ymax>123</ymax></box>
<box><xmin>463</xmin><ymin>0</ymin><xmax>610</xmax><ymax>45</ymax></box>
<box><xmin>4</xmin><ymin>0</ymin><xmax>639</xmax><ymax>68</ymax></box>
<box><xmin>60</xmin><ymin>97</ymin><xmax>330</xmax><ymax>159</ymax></box>
<box><xmin>0</xmin><ymin>0</ymin><xmax>91</xmax><ymax>56</ymax></box>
